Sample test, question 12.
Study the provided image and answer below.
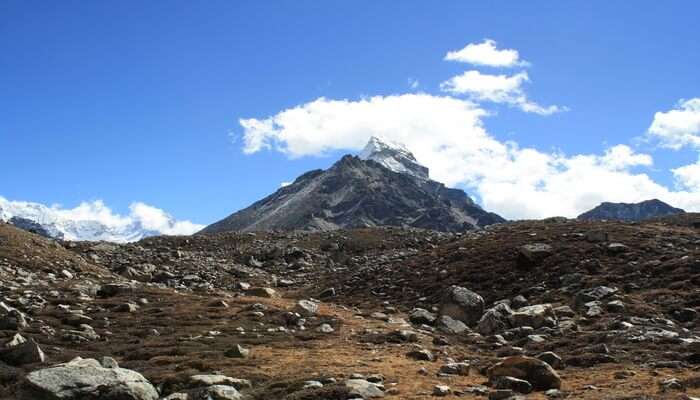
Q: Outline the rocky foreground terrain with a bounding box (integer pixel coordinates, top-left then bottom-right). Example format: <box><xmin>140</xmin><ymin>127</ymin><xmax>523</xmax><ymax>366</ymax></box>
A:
<box><xmin>3</xmin><ymin>216</ymin><xmax>700</xmax><ymax>399</ymax></box>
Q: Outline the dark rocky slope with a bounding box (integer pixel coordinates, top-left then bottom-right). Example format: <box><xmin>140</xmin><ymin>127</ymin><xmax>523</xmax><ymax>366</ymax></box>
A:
<box><xmin>202</xmin><ymin>154</ymin><xmax>504</xmax><ymax>234</ymax></box>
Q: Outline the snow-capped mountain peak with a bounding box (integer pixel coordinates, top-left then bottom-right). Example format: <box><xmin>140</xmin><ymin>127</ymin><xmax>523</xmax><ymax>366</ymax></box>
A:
<box><xmin>0</xmin><ymin>196</ymin><xmax>203</xmax><ymax>242</ymax></box>
<box><xmin>358</xmin><ymin>136</ymin><xmax>430</xmax><ymax>180</ymax></box>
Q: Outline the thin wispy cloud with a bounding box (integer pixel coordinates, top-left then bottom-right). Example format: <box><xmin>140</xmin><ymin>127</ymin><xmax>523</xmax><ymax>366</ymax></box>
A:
<box><xmin>439</xmin><ymin>70</ymin><xmax>565</xmax><ymax>115</ymax></box>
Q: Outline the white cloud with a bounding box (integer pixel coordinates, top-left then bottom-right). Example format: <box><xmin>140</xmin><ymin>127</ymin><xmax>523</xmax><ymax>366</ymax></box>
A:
<box><xmin>408</xmin><ymin>78</ymin><xmax>420</xmax><ymax>89</ymax></box>
<box><xmin>648</xmin><ymin>98</ymin><xmax>700</xmax><ymax>149</ymax></box>
<box><xmin>129</xmin><ymin>202</ymin><xmax>203</xmax><ymax>236</ymax></box>
<box><xmin>280</xmin><ymin>181</ymin><xmax>292</xmax><ymax>187</ymax></box>
<box><xmin>673</xmin><ymin>160</ymin><xmax>700</xmax><ymax>191</ymax></box>
<box><xmin>444</xmin><ymin>39</ymin><xmax>527</xmax><ymax>68</ymax></box>
<box><xmin>0</xmin><ymin>196</ymin><xmax>203</xmax><ymax>241</ymax></box>
<box><xmin>440</xmin><ymin>70</ymin><xmax>565</xmax><ymax>115</ymax></box>
<box><xmin>239</xmin><ymin>94</ymin><xmax>700</xmax><ymax>219</ymax></box>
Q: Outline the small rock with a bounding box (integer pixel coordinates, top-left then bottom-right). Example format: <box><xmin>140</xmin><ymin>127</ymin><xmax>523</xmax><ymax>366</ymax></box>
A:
<box><xmin>536</xmin><ymin>352</ymin><xmax>564</xmax><ymax>369</ymax></box>
<box><xmin>487</xmin><ymin>356</ymin><xmax>561</xmax><ymax>391</ymax></box>
<box><xmin>439</xmin><ymin>362</ymin><xmax>470</xmax><ymax>376</ymax></box>
<box><xmin>409</xmin><ymin>308</ymin><xmax>437</xmax><ymax>325</ymax></box>
<box><xmin>224</xmin><ymin>344</ymin><xmax>250</xmax><ymax>359</ymax></box>
<box><xmin>295</xmin><ymin>300</ymin><xmax>318</xmax><ymax>317</ymax></box>
<box><xmin>433</xmin><ymin>385</ymin><xmax>451</xmax><ymax>396</ymax></box>
<box><xmin>246</xmin><ymin>287</ymin><xmax>278</xmax><ymax>298</ymax></box>
<box><xmin>492</xmin><ymin>376</ymin><xmax>532</xmax><ymax>394</ymax></box>
<box><xmin>407</xmin><ymin>349</ymin><xmax>435</xmax><ymax>362</ymax></box>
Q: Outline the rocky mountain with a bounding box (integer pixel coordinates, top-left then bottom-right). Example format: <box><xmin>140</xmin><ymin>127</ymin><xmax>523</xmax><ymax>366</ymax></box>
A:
<box><xmin>6</xmin><ymin>216</ymin><xmax>60</xmax><ymax>239</ymax></box>
<box><xmin>0</xmin><ymin>198</ymin><xmax>160</xmax><ymax>242</ymax></box>
<box><xmin>202</xmin><ymin>137</ymin><xmax>505</xmax><ymax>233</ymax></box>
<box><xmin>578</xmin><ymin>199</ymin><xmax>685</xmax><ymax>221</ymax></box>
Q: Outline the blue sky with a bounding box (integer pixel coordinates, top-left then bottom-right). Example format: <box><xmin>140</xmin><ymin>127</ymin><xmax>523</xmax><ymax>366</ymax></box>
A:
<box><xmin>2</xmin><ymin>1</ymin><xmax>700</xmax><ymax>228</ymax></box>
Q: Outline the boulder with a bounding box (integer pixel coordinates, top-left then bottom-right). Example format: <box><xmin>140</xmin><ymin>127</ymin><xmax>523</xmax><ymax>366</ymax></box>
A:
<box><xmin>406</xmin><ymin>349</ymin><xmax>435</xmax><ymax>362</ymax></box>
<box><xmin>0</xmin><ymin>302</ymin><xmax>28</xmax><ymax>330</ymax></box>
<box><xmin>0</xmin><ymin>334</ymin><xmax>45</xmax><ymax>366</ymax></box>
<box><xmin>517</xmin><ymin>243</ymin><xmax>553</xmax><ymax>268</ymax></box>
<box><xmin>245</xmin><ymin>287</ymin><xmax>278</xmax><ymax>298</ymax></box>
<box><xmin>200</xmin><ymin>385</ymin><xmax>243</xmax><ymax>400</ymax></box>
<box><xmin>224</xmin><ymin>344</ymin><xmax>250</xmax><ymax>359</ymax></box>
<box><xmin>345</xmin><ymin>379</ymin><xmax>385</xmax><ymax>398</ymax></box>
<box><xmin>409</xmin><ymin>308</ymin><xmax>436</xmax><ymax>325</ymax></box>
<box><xmin>97</xmin><ymin>283</ymin><xmax>135</xmax><ymax>297</ymax></box>
<box><xmin>433</xmin><ymin>385</ymin><xmax>451</xmax><ymax>396</ymax></box>
<box><xmin>509</xmin><ymin>304</ymin><xmax>557</xmax><ymax>329</ymax></box>
<box><xmin>487</xmin><ymin>356</ymin><xmax>561</xmax><ymax>391</ymax></box>
<box><xmin>478</xmin><ymin>303</ymin><xmax>514</xmax><ymax>335</ymax></box>
<box><xmin>439</xmin><ymin>362</ymin><xmax>470</xmax><ymax>376</ymax></box>
<box><xmin>294</xmin><ymin>300</ymin><xmax>318</xmax><ymax>317</ymax></box>
<box><xmin>20</xmin><ymin>357</ymin><xmax>158</xmax><ymax>400</ymax></box>
<box><xmin>492</xmin><ymin>376</ymin><xmax>533</xmax><ymax>394</ymax></box>
<box><xmin>536</xmin><ymin>352</ymin><xmax>564</xmax><ymax>369</ymax></box>
<box><xmin>439</xmin><ymin>286</ymin><xmax>484</xmax><ymax>326</ymax></box>
<box><xmin>436</xmin><ymin>315</ymin><xmax>470</xmax><ymax>334</ymax></box>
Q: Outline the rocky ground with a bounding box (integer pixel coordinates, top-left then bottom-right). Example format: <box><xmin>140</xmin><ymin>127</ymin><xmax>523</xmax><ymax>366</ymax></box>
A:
<box><xmin>3</xmin><ymin>216</ymin><xmax>700</xmax><ymax>399</ymax></box>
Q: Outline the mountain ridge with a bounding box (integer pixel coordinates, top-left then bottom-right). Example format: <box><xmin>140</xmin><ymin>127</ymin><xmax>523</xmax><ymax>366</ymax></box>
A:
<box><xmin>578</xmin><ymin>198</ymin><xmax>685</xmax><ymax>221</ymax></box>
<box><xmin>202</xmin><ymin>138</ymin><xmax>505</xmax><ymax>233</ymax></box>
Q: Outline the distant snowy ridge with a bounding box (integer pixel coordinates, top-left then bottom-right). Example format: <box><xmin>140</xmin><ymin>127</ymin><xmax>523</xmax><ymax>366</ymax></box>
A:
<box><xmin>0</xmin><ymin>196</ymin><xmax>204</xmax><ymax>243</ymax></box>
<box><xmin>359</xmin><ymin>136</ymin><xmax>430</xmax><ymax>180</ymax></box>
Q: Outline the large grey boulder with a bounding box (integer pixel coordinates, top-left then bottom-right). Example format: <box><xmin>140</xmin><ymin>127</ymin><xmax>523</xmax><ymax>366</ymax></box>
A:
<box><xmin>439</xmin><ymin>286</ymin><xmax>484</xmax><ymax>326</ymax></box>
<box><xmin>20</xmin><ymin>357</ymin><xmax>158</xmax><ymax>400</ymax></box>
<box><xmin>345</xmin><ymin>378</ymin><xmax>385</xmax><ymax>398</ymax></box>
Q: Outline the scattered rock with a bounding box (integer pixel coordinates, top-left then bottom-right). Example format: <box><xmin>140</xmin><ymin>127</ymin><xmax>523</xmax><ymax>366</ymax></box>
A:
<box><xmin>439</xmin><ymin>285</ymin><xmax>484</xmax><ymax>326</ymax></box>
<box><xmin>345</xmin><ymin>378</ymin><xmax>385</xmax><ymax>398</ymax></box>
<box><xmin>487</xmin><ymin>356</ymin><xmax>561</xmax><ymax>391</ymax></box>
<box><xmin>433</xmin><ymin>385</ymin><xmax>451</xmax><ymax>396</ymax></box>
<box><xmin>0</xmin><ymin>334</ymin><xmax>45</xmax><ymax>366</ymax></box>
<box><xmin>492</xmin><ymin>376</ymin><xmax>533</xmax><ymax>394</ymax></box>
<box><xmin>407</xmin><ymin>349</ymin><xmax>436</xmax><ymax>362</ymax></box>
<box><xmin>224</xmin><ymin>344</ymin><xmax>250</xmax><ymax>359</ymax></box>
<box><xmin>294</xmin><ymin>300</ymin><xmax>318</xmax><ymax>317</ymax></box>
<box><xmin>518</xmin><ymin>243</ymin><xmax>553</xmax><ymax>267</ymax></box>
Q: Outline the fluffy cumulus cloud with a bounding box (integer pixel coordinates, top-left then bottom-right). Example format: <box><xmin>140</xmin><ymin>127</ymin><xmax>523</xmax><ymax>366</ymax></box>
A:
<box><xmin>672</xmin><ymin>160</ymin><xmax>700</xmax><ymax>191</ymax></box>
<box><xmin>440</xmin><ymin>70</ymin><xmax>564</xmax><ymax>115</ymax></box>
<box><xmin>444</xmin><ymin>39</ymin><xmax>527</xmax><ymax>68</ymax></box>
<box><xmin>238</xmin><ymin>93</ymin><xmax>700</xmax><ymax>219</ymax></box>
<box><xmin>0</xmin><ymin>196</ymin><xmax>203</xmax><ymax>241</ymax></box>
<box><xmin>648</xmin><ymin>98</ymin><xmax>700</xmax><ymax>149</ymax></box>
